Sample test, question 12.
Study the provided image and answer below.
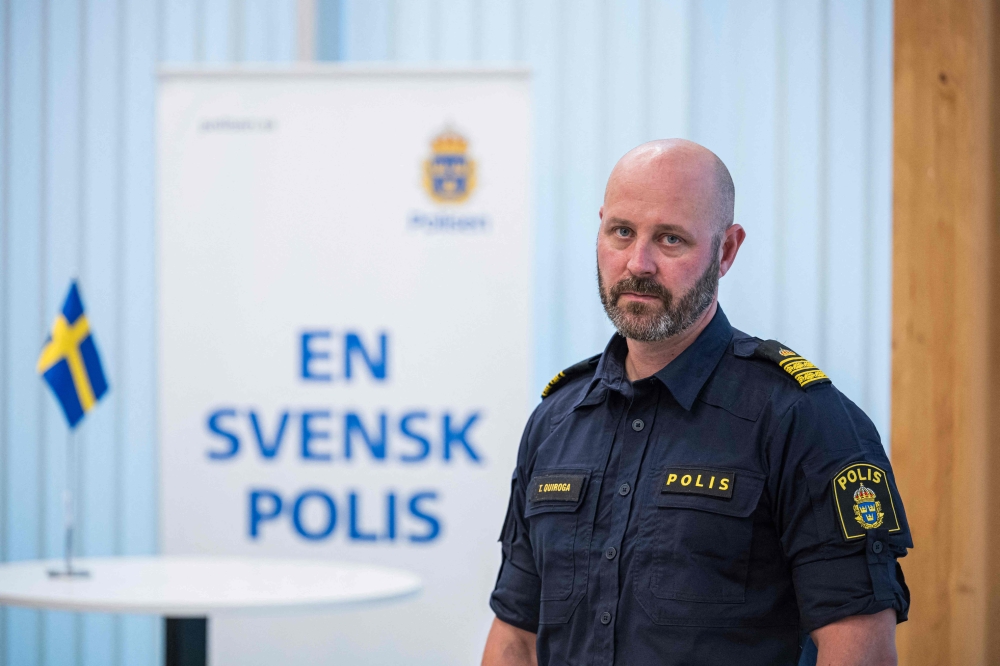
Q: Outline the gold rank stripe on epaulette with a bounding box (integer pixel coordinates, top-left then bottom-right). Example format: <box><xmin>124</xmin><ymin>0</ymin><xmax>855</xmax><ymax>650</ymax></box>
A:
<box><xmin>541</xmin><ymin>371</ymin><xmax>566</xmax><ymax>398</ymax></box>
<box><xmin>778</xmin><ymin>356</ymin><xmax>830</xmax><ymax>388</ymax></box>
<box><xmin>753</xmin><ymin>339</ymin><xmax>832</xmax><ymax>389</ymax></box>
<box><xmin>540</xmin><ymin>354</ymin><xmax>601</xmax><ymax>399</ymax></box>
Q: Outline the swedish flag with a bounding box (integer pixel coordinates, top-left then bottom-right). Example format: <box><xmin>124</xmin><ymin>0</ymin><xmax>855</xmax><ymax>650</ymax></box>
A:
<box><xmin>36</xmin><ymin>282</ymin><xmax>109</xmax><ymax>428</ymax></box>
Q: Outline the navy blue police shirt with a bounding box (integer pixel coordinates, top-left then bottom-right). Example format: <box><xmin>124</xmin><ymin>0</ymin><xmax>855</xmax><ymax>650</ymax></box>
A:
<box><xmin>490</xmin><ymin>307</ymin><xmax>911</xmax><ymax>665</ymax></box>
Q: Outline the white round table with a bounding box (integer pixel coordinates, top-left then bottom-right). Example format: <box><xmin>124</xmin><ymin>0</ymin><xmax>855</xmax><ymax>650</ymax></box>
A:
<box><xmin>0</xmin><ymin>556</ymin><xmax>422</xmax><ymax>665</ymax></box>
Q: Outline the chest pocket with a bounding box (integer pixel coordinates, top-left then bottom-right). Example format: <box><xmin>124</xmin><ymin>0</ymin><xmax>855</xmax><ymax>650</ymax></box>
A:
<box><xmin>642</xmin><ymin>468</ymin><xmax>765</xmax><ymax>606</ymax></box>
<box><xmin>524</xmin><ymin>468</ymin><xmax>595</xmax><ymax>610</ymax></box>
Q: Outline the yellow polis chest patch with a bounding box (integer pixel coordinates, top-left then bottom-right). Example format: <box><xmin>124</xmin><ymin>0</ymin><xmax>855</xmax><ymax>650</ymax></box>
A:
<box><xmin>832</xmin><ymin>463</ymin><xmax>901</xmax><ymax>540</ymax></box>
<box><xmin>528</xmin><ymin>474</ymin><xmax>586</xmax><ymax>503</ymax></box>
<box><xmin>661</xmin><ymin>467</ymin><xmax>735</xmax><ymax>499</ymax></box>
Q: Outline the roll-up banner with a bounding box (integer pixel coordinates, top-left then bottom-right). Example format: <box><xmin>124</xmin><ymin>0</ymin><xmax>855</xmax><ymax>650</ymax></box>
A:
<box><xmin>157</xmin><ymin>68</ymin><xmax>531</xmax><ymax>665</ymax></box>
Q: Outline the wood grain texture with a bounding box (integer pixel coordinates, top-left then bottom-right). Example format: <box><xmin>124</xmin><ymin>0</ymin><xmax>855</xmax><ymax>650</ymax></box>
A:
<box><xmin>893</xmin><ymin>0</ymin><xmax>1000</xmax><ymax>663</ymax></box>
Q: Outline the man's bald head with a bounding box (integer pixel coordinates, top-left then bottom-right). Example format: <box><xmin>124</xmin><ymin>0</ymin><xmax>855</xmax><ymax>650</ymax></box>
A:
<box><xmin>597</xmin><ymin>139</ymin><xmax>746</xmax><ymax>343</ymax></box>
<box><xmin>604</xmin><ymin>139</ymin><xmax>735</xmax><ymax>235</ymax></box>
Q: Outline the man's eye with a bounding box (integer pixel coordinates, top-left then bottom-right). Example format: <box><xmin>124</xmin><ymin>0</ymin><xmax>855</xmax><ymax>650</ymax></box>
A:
<box><xmin>664</xmin><ymin>234</ymin><xmax>681</xmax><ymax>244</ymax></box>
<box><xmin>615</xmin><ymin>227</ymin><xmax>632</xmax><ymax>238</ymax></box>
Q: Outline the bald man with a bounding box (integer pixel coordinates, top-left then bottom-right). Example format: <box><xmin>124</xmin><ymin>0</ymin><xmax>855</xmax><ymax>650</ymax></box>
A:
<box><xmin>482</xmin><ymin>140</ymin><xmax>910</xmax><ymax>666</ymax></box>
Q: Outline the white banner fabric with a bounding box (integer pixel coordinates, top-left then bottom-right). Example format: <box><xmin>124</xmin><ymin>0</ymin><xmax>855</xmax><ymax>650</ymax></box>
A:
<box><xmin>157</xmin><ymin>68</ymin><xmax>531</xmax><ymax>665</ymax></box>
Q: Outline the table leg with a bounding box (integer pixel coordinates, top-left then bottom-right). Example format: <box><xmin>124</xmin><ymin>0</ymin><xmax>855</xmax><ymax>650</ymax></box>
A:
<box><xmin>165</xmin><ymin>617</ymin><xmax>207</xmax><ymax>666</ymax></box>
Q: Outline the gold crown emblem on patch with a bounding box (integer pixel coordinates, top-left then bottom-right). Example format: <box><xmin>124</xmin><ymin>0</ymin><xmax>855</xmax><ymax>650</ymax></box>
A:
<box><xmin>431</xmin><ymin>130</ymin><xmax>468</xmax><ymax>154</ymax></box>
<box><xmin>778</xmin><ymin>348</ymin><xmax>795</xmax><ymax>357</ymax></box>
<box><xmin>853</xmin><ymin>483</ymin><xmax>877</xmax><ymax>504</ymax></box>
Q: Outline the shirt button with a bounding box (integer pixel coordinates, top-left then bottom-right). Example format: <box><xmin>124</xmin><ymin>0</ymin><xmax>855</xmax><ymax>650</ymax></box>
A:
<box><xmin>600</xmin><ymin>611</ymin><xmax>612</xmax><ymax>625</ymax></box>
<box><xmin>618</xmin><ymin>483</ymin><xmax>631</xmax><ymax>496</ymax></box>
<box><xmin>632</xmin><ymin>419</ymin><xmax>644</xmax><ymax>431</ymax></box>
<box><xmin>872</xmin><ymin>540</ymin><xmax>884</xmax><ymax>554</ymax></box>
<box><xmin>605</xmin><ymin>546</ymin><xmax>617</xmax><ymax>560</ymax></box>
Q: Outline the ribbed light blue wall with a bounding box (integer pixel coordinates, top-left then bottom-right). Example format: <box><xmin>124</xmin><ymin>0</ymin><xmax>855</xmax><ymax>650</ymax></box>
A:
<box><xmin>0</xmin><ymin>1</ymin><xmax>891</xmax><ymax>664</ymax></box>
<box><xmin>0</xmin><ymin>2</ymin><xmax>298</xmax><ymax>664</ymax></box>
<box><xmin>322</xmin><ymin>0</ymin><xmax>893</xmax><ymax>440</ymax></box>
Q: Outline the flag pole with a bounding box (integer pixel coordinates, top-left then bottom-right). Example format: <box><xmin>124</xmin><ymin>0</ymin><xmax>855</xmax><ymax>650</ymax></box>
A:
<box><xmin>39</xmin><ymin>281</ymin><xmax>106</xmax><ymax>578</ymax></box>
<box><xmin>49</xmin><ymin>426</ymin><xmax>88</xmax><ymax>578</ymax></box>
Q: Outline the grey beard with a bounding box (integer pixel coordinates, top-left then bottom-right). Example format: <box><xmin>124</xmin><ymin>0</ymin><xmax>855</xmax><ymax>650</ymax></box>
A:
<box><xmin>598</xmin><ymin>250</ymin><xmax>720</xmax><ymax>342</ymax></box>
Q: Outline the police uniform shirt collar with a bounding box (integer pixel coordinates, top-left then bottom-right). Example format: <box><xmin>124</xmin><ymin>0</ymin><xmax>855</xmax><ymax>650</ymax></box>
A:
<box><xmin>595</xmin><ymin>334</ymin><xmax>630</xmax><ymax>391</ymax></box>
<box><xmin>582</xmin><ymin>306</ymin><xmax>732</xmax><ymax>412</ymax></box>
<box><xmin>567</xmin><ymin>337</ymin><xmax>627</xmax><ymax>411</ymax></box>
<box><xmin>653</xmin><ymin>306</ymin><xmax>732</xmax><ymax>410</ymax></box>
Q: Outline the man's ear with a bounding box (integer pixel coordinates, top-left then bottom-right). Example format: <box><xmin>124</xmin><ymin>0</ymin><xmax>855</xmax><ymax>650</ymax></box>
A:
<box><xmin>718</xmin><ymin>224</ymin><xmax>746</xmax><ymax>278</ymax></box>
<box><xmin>598</xmin><ymin>205</ymin><xmax>604</xmax><ymax>223</ymax></box>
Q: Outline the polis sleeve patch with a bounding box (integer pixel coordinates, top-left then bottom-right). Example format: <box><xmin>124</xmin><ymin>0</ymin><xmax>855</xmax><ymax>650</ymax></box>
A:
<box><xmin>661</xmin><ymin>468</ymin><xmax>735</xmax><ymax>499</ymax></box>
<box><xmin>832</xmin><ymin>462</ymin><xmax>901</xmax><ymax>540</ymax></box>
<box><xmin>528</xmin><ymin>474</ymin><xmax>586</xmax><ymax>503</ymax></box>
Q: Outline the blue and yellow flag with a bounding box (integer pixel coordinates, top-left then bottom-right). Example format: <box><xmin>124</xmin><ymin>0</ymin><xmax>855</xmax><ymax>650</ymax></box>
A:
<box><xmin>36</xmin><ymin>282</ymin><xmax>108</xmax><ymax>428</ymax></box>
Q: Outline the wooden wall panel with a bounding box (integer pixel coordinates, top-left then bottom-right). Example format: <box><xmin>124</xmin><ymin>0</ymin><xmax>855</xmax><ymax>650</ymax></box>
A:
<box><xmin>893</xmin><ymin>0</ymin><xmax>999</xmax><ymax>663</ymax></box>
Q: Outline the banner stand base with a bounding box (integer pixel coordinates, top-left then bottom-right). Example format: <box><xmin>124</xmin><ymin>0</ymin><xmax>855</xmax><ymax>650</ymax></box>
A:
<box><xmin>46</xmin><ymin>568</ymin><xmax>90</xmax><ymax>578</ymax></box>
<box><xmin>166</xmin><ymin>617</ymin><xmax>207</xmax><ymax>666</ymax></box>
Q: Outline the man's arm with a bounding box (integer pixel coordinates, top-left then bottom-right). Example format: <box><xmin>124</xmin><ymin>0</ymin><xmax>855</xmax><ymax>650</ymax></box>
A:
<box><xmin>811</xmin><ymin>608</ymin><xmax>897</xmax><ymax>666</ymax></box>
<box><xmin>482</xmin><ymin>617</ymin><xmax>537</xmax><ymax>666</ymax></box>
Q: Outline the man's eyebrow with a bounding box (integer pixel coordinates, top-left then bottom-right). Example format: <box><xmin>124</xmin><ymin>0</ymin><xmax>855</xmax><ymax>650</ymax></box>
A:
<box><xmin>604</xmin><ymin>216</ymin><xmax>634</xmax><ymax>227</ymax></box>
<box><xmin>604</xmin><ymin>217</ymin><xmax>689</xmax><ymax>234</ymax></box>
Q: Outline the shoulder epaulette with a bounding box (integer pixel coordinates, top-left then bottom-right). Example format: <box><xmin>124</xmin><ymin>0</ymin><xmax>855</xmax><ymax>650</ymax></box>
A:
<box><xmin>541</xmin><ymin>354</ymin><xmax>601</xmax><ymax>399</ymax></box>
<box><xmin>753</xmin><ymin>339</ymin><xmax>831</xmax><ymax>389</ymax></box>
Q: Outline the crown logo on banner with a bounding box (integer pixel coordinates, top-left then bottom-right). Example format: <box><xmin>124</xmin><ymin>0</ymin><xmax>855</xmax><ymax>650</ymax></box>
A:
<box><xmin>423</xmin><ymin>128</ymin><xmax>476</xmax><ymax>204</ymax></box>
<box><xmin>431</xmin><ymin>130</ymin><xmax>468</xmax><ymax>155</ymax></box>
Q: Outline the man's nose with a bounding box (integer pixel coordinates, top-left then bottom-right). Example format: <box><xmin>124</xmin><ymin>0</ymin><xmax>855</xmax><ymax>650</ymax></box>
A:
<box><xmin>625</xmin><ymin>239</ymin><xmax>656</xmax><ymax>276</ymax></box>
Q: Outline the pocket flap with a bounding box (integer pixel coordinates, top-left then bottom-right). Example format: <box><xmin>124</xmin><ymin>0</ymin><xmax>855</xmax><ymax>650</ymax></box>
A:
<box><xmin>653</xmin><ymin>468</ymin><xmax>765</xmax><ymax>518</ymax></box>
<box><xmin>524</xmin><ymin>468</ymin><xmax>591</xmax><ymax>516</ymax></box>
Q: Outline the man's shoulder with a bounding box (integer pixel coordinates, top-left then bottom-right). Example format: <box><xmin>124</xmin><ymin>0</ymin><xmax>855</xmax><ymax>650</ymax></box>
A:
<box><xmin>713</xmin><ymin>331</ymin><xmax>883</xmax><ymax>442</ymax></box>
<box><xmin>702</xmin><ymin>331</ymin><xmax>837</xmax><ymax>417</ymax></box>
<box><xmin>539</xmin><ymin>353</ymin><xmax>602</xmax><ymax>400</ymax></box>
<box><xmin>524</xmin><ymin>354</ymin><xmax>601</xmax><ymax>426</ymax></box>
<box><xmin>726</xmin><ymin>330</ymin><xmax>831</xmax><ymax>390</ymax></box>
